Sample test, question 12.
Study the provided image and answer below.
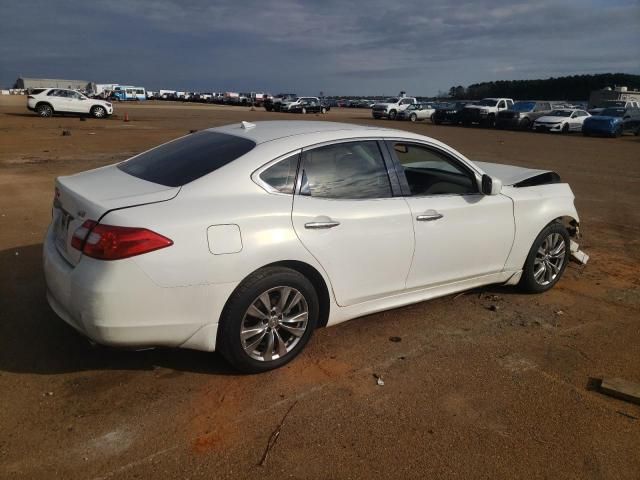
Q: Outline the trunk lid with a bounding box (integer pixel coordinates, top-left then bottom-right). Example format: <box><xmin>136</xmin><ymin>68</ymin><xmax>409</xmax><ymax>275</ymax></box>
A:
<box><xmin>52</xmin><ymin>165</ymin><xmax>179</xmax><ymax>266</ymax></box>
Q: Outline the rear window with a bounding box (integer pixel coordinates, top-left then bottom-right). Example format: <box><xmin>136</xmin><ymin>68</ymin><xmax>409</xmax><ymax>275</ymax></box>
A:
<box><xmin>118</xmin><ymin>131</ymin><xmax>255</xmax><ymax>187</ymax></box>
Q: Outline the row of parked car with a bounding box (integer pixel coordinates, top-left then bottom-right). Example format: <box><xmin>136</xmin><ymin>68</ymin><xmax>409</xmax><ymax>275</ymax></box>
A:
<box><xmin>370</xmin><ymin>96</ymin><xmax>640</xmax><ymax>137</ymax></box>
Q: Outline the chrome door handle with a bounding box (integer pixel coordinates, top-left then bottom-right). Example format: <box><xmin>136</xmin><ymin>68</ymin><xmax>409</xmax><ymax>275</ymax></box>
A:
<box><xmin>304</xmin><ymin>221</ymin><xmax>340</xmax><ymax>229</ymax></box>
<box><xmin>416</xmin><ymin>212</ymin><xmax>443</xmax><ymax>222</ymax></box>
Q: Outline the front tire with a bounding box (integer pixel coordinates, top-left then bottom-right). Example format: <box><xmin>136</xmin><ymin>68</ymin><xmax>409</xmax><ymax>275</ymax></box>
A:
<box><xmin>519</xmin><ymin>223</ymin><xmax>570</xmax><ymax>293</ymax></box>
<box><xmin>321</xmin><ymin>107</ymin><xmax>326</xmax><ymax>114</ymax></box>
<box><xmin>218</xmin><ymin>267</ymin><xmax>319</xmax><ymax>373</ymax></box>
<box><xmin>91</xmin><ymin>106</ymin><xmax>107</xmax><ymax>118</ymax></box>
<box><xmin>301</xmin><ymin>107</ymin><xmax>307</xmax><ymax>114</ymax></box>
<box><xmin>561</xmin><ymin>123</ymin><xmax>569</xmax><ymax>134</ymax></box>
<box><xmin>36</xmin><ymin>104</ymin><xmax>53</xmax><ymax>117</ymax></box>
<box><xmin>388</xmin><ymin>110</ymin><xmax>397</xmax><ymax>120</ymax></box>
<box><xmin>409</xmin><ymin>113</ymin><xmax>417</xmax><ymax>122</ymax></box>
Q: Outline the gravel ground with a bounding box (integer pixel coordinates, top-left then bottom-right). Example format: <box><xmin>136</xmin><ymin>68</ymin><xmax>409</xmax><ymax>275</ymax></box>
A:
<box><xmin>0</xmin><ymin>97</ymin><xmax>639</xmax><ymax>479</ymax></box>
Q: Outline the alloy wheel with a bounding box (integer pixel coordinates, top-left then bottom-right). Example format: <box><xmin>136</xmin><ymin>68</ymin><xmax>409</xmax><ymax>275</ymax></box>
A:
<box><xmin>533</xmin><ymin>233</ymin><xmax>566</xmax><ymax>286</ymax></box>
<box><xmin>240</xmin><ymin>286</ymin><xmax>309</xmax><ymax>362</ymax></box>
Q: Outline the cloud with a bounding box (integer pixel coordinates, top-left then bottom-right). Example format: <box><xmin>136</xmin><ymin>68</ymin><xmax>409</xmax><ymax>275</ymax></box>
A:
<box><xmin>0</xmin><ymin>0</ymin><xmax>638</xmax><ymax>95</ymax></box>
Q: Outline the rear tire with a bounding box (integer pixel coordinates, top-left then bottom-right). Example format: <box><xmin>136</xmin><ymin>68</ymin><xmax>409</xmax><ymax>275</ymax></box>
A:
<box><xmin>388</xmin><ymin>110</ymin><xmax>397</xmax><ymax>120</ymax></box>
<box><xmin>409</xmin><ymin>113</ymin><xmax>417</xmax><ymax>122</ymax></box>
<box><xmin>519</xmin><ymin>222</ymin><xmax>570</xmax><ymax>294</ymax></box>
<box><xmin>218</xmin><ymin>267</ymin><xmax>319</xmax><ymax>373</ymax></box>
<box><xmin>91</xmin><ymin>106</ymin><xmax>107</xmax><ymax>118</ymax></box>
<box><xmin>36</xmin><ymin>104</ymin><xmax>53</xmax><ymax>117</ymax></box>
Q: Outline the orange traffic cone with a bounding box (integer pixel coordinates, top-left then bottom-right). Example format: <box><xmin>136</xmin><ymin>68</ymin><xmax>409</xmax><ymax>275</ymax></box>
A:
<box><xmin>124</xmin><ymin>112</ymin><xmax>129</xmax><ymax>122</ymax></box>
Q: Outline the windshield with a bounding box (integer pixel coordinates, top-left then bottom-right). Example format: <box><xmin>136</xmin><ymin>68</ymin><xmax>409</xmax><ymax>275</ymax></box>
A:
<box><xmin>548</xmin><ymin>110</ymin><xmax>572</xmax><ymax>117</ymax></box>
<box><xmin>605</xmin><ymin>101</ymin><xmax>626</xmax><ymax>107</ymax></box>
<box><xmin>512</xmin><ymin>101</ymin><xmax>536</xmax><ymax>112</ymax></box>
<box><xmin>407</xmin><ymin>104</ymin><xmax>420</xmax><ymax>110</ymax></box>
<box><xmin>599</xmin><ymin>108</ymin><xmax>625</xmax><ymax>117</ymax></box>
<box><xmin>118</xmin><ymin>132</ymin><xmax>256</xmax><ymax>187</ymax></box>
<box><xmin>478</xmin><ymin>99</ymin><xmax>498</xmax><ymax>106</ymax></box>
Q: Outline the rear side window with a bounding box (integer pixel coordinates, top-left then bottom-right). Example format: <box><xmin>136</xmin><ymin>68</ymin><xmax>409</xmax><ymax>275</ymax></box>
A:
<box><xmin>118</xmin><ymin>131</ymin><xmax>255</xmax><ymax>187</ymax></box>
<box><xmin>259</xmin><ymin>154</ymin><xmax>299</xmax><ymax>194</ymax></box>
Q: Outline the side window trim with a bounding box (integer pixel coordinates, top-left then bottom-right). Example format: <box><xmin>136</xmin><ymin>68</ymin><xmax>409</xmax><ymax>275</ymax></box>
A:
<box><xmin>383</xmin><ymin>139</ymin><xmax>481</xmax><ymax>198</ymax></box>
<box><xmin>251</xmin><ymin>149</ymin><xmax>302</xmax><ymax>195</ymax></box>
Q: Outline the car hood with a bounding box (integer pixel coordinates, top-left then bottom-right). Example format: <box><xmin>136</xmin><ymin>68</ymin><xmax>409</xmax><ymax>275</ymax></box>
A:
<box><xmin>585</xmin><ymin>115</ymin><xmax>621</xmax><ymax>122</ymax></box>
<box><xmin>535</xmin><ymin>115</ymin><xmax>567</xmax><ymax>122</ymax></box>
<box><xmin>474</xmin><ymin>161</ymin><xmax>555</xmax><ymax>186</ymax></box>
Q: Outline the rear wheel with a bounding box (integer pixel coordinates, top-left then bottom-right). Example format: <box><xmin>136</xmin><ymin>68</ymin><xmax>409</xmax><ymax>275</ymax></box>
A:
<box><xmin>409</xmin><ymin>113</ymin><xmax>417</xmax><ymax>122</ymax></box>
<box><xmin>91</xmin><ymin>106</ymin><xmax>107</xmax><ymax>118</ymax></box>
<box><xmin>519</xmin><ymin>223</ymin><xmax>570</xmax><ymax>293</ymax></box>
<box><xmin>218</xmin><ymin>267</ymin><xmax>319</xmax><ymax>373</ymax></box>
<box><xmin>36</xmin><ymin>104</ymin><xmax>53</xmax><ymax>117</ymax></box>
<box><xmin>388</xmin><ymin>110</ymin><xmax>397</xmax><ymax>120</ymax></box>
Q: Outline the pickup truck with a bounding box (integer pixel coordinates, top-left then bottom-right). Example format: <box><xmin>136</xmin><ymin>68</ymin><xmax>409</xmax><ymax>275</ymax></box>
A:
<box><xmin>588</xmin><ymin>100</ymin><xmax>640</xmax><ymax>116</ymax></box>
<box><xmin>495</xmin><ymin>101</ymin><xmax>554</xmax><ymax>130</ymax></box>
<box><xmin>460</xmin><ymin>98</ymin><xmax>514</xmax><ymax>127</ymax></box>
<box><xmin>371</xmin><ymin>96</ymin><xmax>417</xmax><ymax>119</ymax></box>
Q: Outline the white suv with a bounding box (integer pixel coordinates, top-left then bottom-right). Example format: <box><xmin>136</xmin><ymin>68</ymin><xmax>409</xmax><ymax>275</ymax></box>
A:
<box><xmin>27</xmin><ymin>88</ymin><xmax>114</xmax><ymax>118</ymax></box>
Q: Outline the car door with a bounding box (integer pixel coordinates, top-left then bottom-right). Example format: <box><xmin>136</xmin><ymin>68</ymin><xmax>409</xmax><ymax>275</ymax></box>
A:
<box><xmin>69</xmin><ymin>91</ymin><xmax>90</xmax><ymax>113</ymax></box>
<box><xmin>570</xmin><ymin>111</ymin><xmax>587</xmax><ymax>131</ymax></box>
<box><xmin>47</xmin><ymin>89</ymin><xmax>70</xmax><ymax>112</ymax></box>
<box><xmin>385</xmin><ymin>141</ymin><xmax>515</xmax><ymax>289</ymax></box>
<box><xmin>291</xmin><ymin>140</ymin><xmax>414</xmax><ymax>306</ymax></box>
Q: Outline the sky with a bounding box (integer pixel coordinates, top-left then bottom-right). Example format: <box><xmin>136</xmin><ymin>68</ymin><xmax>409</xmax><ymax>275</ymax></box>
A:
<box><xmin>1</xmin><ymin>0</ymin><xmax>638</xmax><ymax>96</ymax></box>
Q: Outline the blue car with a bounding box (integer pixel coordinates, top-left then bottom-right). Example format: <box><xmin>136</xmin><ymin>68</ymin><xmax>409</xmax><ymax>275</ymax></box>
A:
<box><xmin>582</xmin><ymin>107</ymin><xmax>640</xmax><ymax>137</ymax></box>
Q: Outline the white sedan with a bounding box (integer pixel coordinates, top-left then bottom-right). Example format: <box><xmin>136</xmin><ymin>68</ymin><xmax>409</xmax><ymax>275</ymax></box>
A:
<box><xmin>44</xmin><ymin>121</ymin><xmax>588</xmax><ymax>372</ymax></box>
<box><xmin>27</xmin><ymin>88</ymin><xmax>113</xmax><ymax>118</ymax></box>
<box><xmin>533</xmin><ymin>108</ymin><xmax>590</xmax><ymax>133</ymax></box>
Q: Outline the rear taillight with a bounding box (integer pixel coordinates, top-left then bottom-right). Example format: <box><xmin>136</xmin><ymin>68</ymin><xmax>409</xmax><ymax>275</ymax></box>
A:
<box><xmin>71</xmin><ymin>220</ymin><xmax>173</xmax><ymax>260</ymax></box>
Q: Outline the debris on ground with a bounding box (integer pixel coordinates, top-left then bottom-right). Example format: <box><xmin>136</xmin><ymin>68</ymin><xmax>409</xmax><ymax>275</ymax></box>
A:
<box><xmin>259</xmin><ymin>401</ymin><xmax>298</xmax><ymax>467</ymax></box>
<box><xmin>61</xmin><ymin>130</ymin><xmax>71</xmax><ymax>136</ymax></box>
<box><xmin>373</xmin><ymin>374</ymin><xmax>385</xmax><ymax>386</ymax></box>
<box><xmin>555</xmin><ymin>310</ymin><xmax>564</xmax><ymax>316</ymax></box>
<box><xmin>389</xmin><ymin>336</ymin><xmax>402</xmax><ymax>343</ymax></box>
<box><xmin>591</xmin><ymin>377</ymin><xmax>640</xmax><ymax>405</ymax></box>
<box><xmin>487</xmin><ymin>304</ymin><xmax>499</xmax><ymax>312</ymax></box>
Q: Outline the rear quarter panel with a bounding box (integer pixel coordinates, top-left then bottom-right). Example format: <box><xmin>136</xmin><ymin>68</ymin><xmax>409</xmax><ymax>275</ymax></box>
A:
<box><xmin>501</xmin><ymin>184</ymin><xmax>579</xmax><ymax>271</ymax></box>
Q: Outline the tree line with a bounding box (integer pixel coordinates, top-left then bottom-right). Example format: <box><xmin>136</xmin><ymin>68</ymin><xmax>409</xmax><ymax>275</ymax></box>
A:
<box><xmin>448</xmin><ymin>73</ymin><xmax>640</xmax><ymax>101</ymax></box>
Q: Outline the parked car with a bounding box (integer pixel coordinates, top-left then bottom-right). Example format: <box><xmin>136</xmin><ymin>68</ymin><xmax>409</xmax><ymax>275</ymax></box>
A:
<box><xmin>582</xmin><ymin>107</ymin><xmax>640</xmax><ymax>137</ymax></box>
<box><xmin>280</xmin><ymin>97</ymin><xmax>322</xmax><ymax>112</ymax></box>
<box><xmin>495</xmin><ymin>101</ymin><xmax>554</xmax><ymax>130</ymax></box>
<box><xmin>460</xmin><ymin>98</ymin><xmax>514</xmax><ymax>127</ymax></box>
<box><xmin>44</xmin><ymin>120</ymin><xmax>588</xmax><ymax>372</ymax></box>
<box><xmin>588</xmin><ymin>100</ymin><xmax>640</xmax><ymax>116</ymax></box>
<box><xmin>432</xmin><ymin>101</ymin><xmax>474</xmax><ymax>125</ymax></box>
<box><xmin>264</xmin><ymin>94</ymin><xmax>297</xmax><ymax>112</ymax></box>
<box><xmin>288</xmin><ymin>99</ymin><xmax>330</xmax><ymax>114</ymax></box>
<box><xmin>396</xmin><ymin>103</ymin><xmax>436</xmax><ymax>122</ymax></box>
<box><xmin>371</xmin><ymin>96</ymin><xmax>417</xmax><ymax>119</ymax></box>
<box><xmin>533</xmin><ymin>109</ymin><xmax>590</xmax><ymax>133</ymax></box>
<box><xmin>27</xmin><ymin>88</ymin><xmax>113</xmax><ymax>118</ymax></box>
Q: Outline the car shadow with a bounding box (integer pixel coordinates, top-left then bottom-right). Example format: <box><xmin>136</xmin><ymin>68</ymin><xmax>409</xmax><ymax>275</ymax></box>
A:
<box><xmin>0</xmin><ymin>243</ymin><xmax>236</xmax><ymax>375</ymax></box>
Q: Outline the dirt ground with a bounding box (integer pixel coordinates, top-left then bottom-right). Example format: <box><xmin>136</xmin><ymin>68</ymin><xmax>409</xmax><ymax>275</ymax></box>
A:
<box><xmin>0</xmin><ymin>96</ymin><xmax>639</xmax><ymax>479</ymax></box>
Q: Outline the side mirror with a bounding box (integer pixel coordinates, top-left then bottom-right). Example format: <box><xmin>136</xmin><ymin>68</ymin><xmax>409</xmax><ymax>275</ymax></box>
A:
<box><xmin>481</xmin><ymin>174</ymin><xmax>502</xmax><ymax>195</ymax></box>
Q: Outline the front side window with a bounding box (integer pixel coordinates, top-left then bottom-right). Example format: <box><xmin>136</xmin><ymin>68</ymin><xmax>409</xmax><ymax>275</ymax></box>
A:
<box><xmin>300</xmin><ymin>141</ymin><xmax>392</xmax><ymax>199</ymax></box>
<box><xmin>259</xmin><ymin>154</ymin><xmax>299</xmax><ymax>194</ymax></box>
<box><xmin>391</xmin><ymin>143</ymin><xmax>478</xmax><ymax>196</ymax></box>
<box><xmin>47</xmin><ymin>89</ymin><xmax>63</xmax><ymax>97</ymax></box>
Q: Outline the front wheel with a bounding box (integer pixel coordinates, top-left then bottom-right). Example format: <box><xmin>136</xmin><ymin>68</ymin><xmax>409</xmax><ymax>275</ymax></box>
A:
<box><xmin>321</xmin><ymin>107</ymin><xmax>326</xmax><ymax>114</ymax></box>
<box><xmin>218</xmin><ymin>267</ymin><xmax>319</xmax><ymax>373</ymax></box>
<box><xmin>561</xmin><ymin>123</ymin><xmax>569</xmax><ymax>134</ymax></box>
<box><xmin>409</xmin><ymin>113</ymin><xmax>417</xmax><ymax>122</ymax></box>
<box><xmin>388</xmin><ymin>110</ymin><xmax>397</xmax><ymax>120</ymax></box>
<box><xmin>301</xmin><ymin>107</ymin><xmax>307</xmax><ymax>114</ymax></box>
<box><xmin>520</xmin><ymin>118</ymin><xmax>531</xmax><ymax>130</ymax></box>
<box><xmin>91</xmin><ymin>106</ymin><xmax>107</xmax><ymax>118</ymax></box>
<box><xmin>519</xmin><ymin>223</ymin><xmax>570</xmax><ymax>293</ymax></box>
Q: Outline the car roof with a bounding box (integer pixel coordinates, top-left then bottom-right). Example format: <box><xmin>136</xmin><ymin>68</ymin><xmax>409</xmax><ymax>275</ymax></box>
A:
<box><xmin>209</xmin><ymin>121</ymin><xmax>412</xmax><ymax>145</ymax></box>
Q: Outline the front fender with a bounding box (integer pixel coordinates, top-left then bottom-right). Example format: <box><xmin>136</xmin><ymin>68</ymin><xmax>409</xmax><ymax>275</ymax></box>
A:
<box><xmin>500</xmin><ymin>184</ymin><xmax>579</xmax><ymax>271</ymax></box>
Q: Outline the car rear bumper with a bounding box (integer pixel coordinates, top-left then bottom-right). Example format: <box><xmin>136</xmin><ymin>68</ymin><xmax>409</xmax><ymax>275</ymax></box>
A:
<box><xmin>43</xmin><ymin>225</ymin><xmax>234</xmax><ymax>352</ymax></box>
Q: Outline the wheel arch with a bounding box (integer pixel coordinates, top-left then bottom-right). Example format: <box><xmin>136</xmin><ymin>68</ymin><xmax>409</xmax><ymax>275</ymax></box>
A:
<box><xmin>35</xmin><ymin>101</ymin><xmax>53</xmax><ymax>111</ymax></box>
